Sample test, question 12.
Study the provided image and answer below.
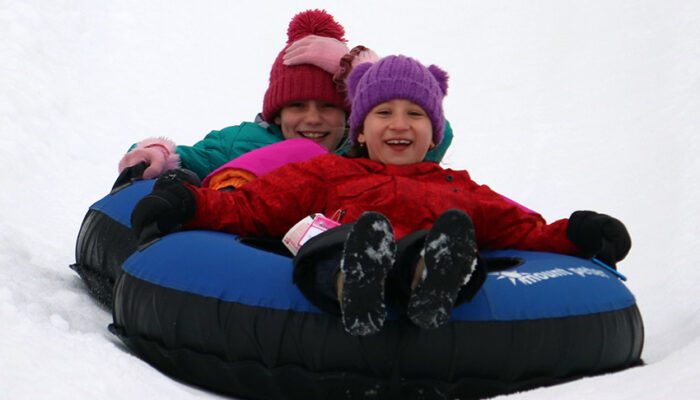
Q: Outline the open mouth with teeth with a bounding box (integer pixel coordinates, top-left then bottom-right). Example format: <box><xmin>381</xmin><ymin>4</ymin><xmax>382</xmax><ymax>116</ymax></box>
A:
<box><xmin>298</xmin><ymin>131</ymin><xmax>329</xmax><ymax>140</ymax></box>
<box><xmin>385</xmin><ymin>139</ymin><xmax>413</xmax><ymax>149</ymax></box>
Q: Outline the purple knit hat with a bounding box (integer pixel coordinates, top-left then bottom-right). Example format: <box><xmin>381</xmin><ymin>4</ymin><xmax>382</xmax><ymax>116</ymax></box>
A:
<box><xmin>346</xmin><ymin>55</ymin><xmax>449</xmax><ymax>144</ymax></box>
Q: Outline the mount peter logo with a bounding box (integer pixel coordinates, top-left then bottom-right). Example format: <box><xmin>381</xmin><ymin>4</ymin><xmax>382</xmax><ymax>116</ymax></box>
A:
<box><xmin>492</xmin><ymin>266</ymin><xmax>609</xmax><ymax>286</ymax></box>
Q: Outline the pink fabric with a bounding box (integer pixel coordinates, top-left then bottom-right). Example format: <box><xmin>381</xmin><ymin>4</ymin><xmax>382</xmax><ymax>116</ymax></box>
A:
<box><xmin>118</xmin><ymin>137</ymin><xmax>180</xmax><ymax>179</ymax></box>
<box><xmin>283</xmin><ymin>35</ymin><xmax>349</xmax><ymax>74</ymax></box>
<box><xmin>202</xmin><ymin>138</ymin><xmax>328</xmax><ymax>187</ymax></box>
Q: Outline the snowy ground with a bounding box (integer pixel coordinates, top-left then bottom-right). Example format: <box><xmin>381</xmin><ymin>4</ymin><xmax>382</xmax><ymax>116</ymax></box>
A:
<box><xmin>2</xmin><ymin>1</ymin><xmax>699</xmax><ymax>398</ymax></box>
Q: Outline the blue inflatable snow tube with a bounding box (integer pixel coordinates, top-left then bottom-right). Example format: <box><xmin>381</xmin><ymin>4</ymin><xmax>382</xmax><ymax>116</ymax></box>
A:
<box><xmin>86</xmin><ymin>181</ymin><xmax>643</xmax><ymax>399</ymax></box>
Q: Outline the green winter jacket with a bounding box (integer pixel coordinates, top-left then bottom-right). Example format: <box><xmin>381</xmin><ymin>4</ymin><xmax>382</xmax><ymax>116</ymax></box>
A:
<box><xmin>175</xmin><ymin>115</ymin><xmax>454</xmax><ymax>179</ymax></box>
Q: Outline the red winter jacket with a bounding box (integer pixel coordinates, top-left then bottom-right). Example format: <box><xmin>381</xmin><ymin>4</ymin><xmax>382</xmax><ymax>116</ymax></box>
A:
<box><xmin>186</xmin><ymin>154</ymin><xmax>579</xmax><ymax>255</ymax></box>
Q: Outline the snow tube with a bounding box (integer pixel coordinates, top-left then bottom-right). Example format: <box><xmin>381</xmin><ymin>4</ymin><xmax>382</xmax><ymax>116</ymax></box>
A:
<box><xmin>90</xmin><ymin>181</ymin><xmax>644</xmax><ymax>399</ymax></box>
<box><xmin>71</xmin><ymin>180</ymin><xmax>152</xmax><ymax>307</ymax></box>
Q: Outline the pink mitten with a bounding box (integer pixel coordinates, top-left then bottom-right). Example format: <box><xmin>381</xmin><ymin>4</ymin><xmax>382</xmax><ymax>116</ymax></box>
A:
<box><xmin>117</xmin><ymin>137</ymin><xmax>180</xmax><ymax>179</ymax></box>
<box><xmin>283</xmin><ymin>35</ymin><xmax>349</xmax><ymax>74</ymax></box>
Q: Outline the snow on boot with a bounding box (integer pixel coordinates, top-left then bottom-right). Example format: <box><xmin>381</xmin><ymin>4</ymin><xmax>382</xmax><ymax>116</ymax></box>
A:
<box><xmin>407</xmin><ymin>209</ymin><xmax>477</xmax><ymax>329</ymax></box>
<box><xmin>339</xmin><ymin>212</ymin><xmax>397</xmax><ymax>336</ymax></box>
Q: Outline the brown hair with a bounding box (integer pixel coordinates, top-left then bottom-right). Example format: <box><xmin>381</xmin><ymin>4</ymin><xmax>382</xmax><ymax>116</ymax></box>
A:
<box><xmin>344</xmin><ymin>124</ymin><xmax>369</xmax><ymax>158</ymax></box>
<box><xmin>345</xmin><ymin>143</ymin><xmax>369</xmax><ymax>158</ymax></box>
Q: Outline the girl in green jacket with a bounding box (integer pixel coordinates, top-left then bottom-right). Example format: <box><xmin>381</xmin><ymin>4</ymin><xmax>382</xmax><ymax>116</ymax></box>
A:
<box><xmin>114</xmin><ymin>9</ymin><xmax>454</xmax><ymax>187</ymax></box>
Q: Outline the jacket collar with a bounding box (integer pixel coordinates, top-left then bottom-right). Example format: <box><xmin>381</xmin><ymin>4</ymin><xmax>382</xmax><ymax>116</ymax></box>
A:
<box><xmin>255</xmin><ymin>113</ymin><xmax>284</xmax><ymax>138</ymax></box>
<box><xmin>353</xmin><ymin>157</ymin><xmax>442</xmax><ymax>176</ymax></box>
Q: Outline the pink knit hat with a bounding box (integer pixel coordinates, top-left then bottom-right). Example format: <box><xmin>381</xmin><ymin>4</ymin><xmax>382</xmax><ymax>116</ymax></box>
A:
<box><xmin>262</xmin><ymin>10</ymin><xmax>350</xmax><ymax>122</ymax></box>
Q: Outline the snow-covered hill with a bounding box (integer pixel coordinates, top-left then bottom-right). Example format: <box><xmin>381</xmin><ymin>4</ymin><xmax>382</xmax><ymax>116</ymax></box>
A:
<box><xmin>2</xmin><ymin>1</ymin><xmax>699</xmax><ymax>398</ymax></box>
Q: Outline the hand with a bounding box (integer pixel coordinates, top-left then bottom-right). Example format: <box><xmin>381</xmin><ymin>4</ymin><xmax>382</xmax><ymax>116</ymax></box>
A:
<box><xmin>117</xmin><ymin>147</ymin><xmax>168</xmax><ymax>179</ymax></box>
<box><xmin>130</xmin><ymin>183</ymin><xmax>196</xmax><ymax>246</ymax></box>
<box><xmin>117</xmin><ymin>137</ymin><xmax>180</xmax><ymax>182</ymax></box>
<box><xmin>153</xmin><ymin>168</ymin><xmax>201</xmax><ymax>191</ymax></box>
<box><xmin>567</xmin><ymin>211</ymin><xmax>631</xmax><ymax>267</ymax></box>
<box><xmin>283</xmin><ymin>35</ymin><xmax>349</xmax><ymax>74</ymax></box>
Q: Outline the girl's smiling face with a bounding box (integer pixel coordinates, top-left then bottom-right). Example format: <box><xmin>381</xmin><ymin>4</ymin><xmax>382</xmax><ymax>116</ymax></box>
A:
<box><xmin>275</xmin><ymin>100</ymin><xmax>347</xmax><ymax>151</ymax></box>
<box><xmin>357</xmin><ymin>99</ymin><xmax>434</xmax><ymax>165</ymax></box>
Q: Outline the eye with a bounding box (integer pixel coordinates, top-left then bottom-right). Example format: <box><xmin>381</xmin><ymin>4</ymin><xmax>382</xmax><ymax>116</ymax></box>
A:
<box><xmin>408</xmin><ymin>109</ymin><xmax>426</xmax><ymax>117</ymax></box>
<box><xmin>374</xmin><ymin>108</ymin><xmax>391</xmax><ymax>116</ymax></box>
<box><xmin>404</xmin><ymin>101</ymin><xmax>427</xmax><ymax>117</ymax></box>
<box><xmin>286</xmin><ymin>102</ymin><xmax>304</xmax><ymax>109</ymax></box>
<box><xmin>321</xmin><ymin>102</ymin><xmax>338</xmax><ymax>109</ymax></box>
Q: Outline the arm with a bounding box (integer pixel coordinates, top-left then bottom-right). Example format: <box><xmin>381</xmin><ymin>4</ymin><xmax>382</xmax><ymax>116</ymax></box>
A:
<box><xmin>283</xmin><ymin>35</ymin><xmax>379</xmax><ymax>94</ymax></box>
<box><xmin>130</xmin><ymin>155</ymin><xmax>338</xmax><ymax>245</ymax></box>
<box><xmin>468</xmin><ymin>183</ymin><xmax>631</xmax><ymax>267</ymax></box>
<box><xmin>174</xmin><ymin>130</ymin><xmax>232</xmax><ymax>180</ymax></box>
<box><xmin>115</xmin><ymin>123</ymin><xmax>279</xmax><ymax>185</ymax></box>
<box><xmin>188</xmin><ymin>158</ymin><xmax>329</xmax><ymax>236</ymax></box>
<box><xmin>176</xmin><ymin>124</ymin><xmax>281</xmax><ymax>179</ymax></box>
<box><xmin>201</xmin><ymin>138</ymin><xmax>328</xmax><ymax>189</ymax></box>
<box><xmin>466</xmin><ymin>183</ymin><xmax>579</xmax><ymax>254</ymax></box>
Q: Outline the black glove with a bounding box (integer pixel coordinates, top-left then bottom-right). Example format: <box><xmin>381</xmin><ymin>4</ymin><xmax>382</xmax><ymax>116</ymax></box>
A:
<box><xmin>130</xmin><ymin>183</ymin><xmax>196</xmax><ymax>246</ymax></box>
<box><xmin>567</xmin><ymin>211</ymin><xmax>631</xmax><ymax>268</ymax></box>
<box><xmin>153</xmin><ymin>168</ymin><xmax>202</xmax><ymax>191</ymax></box>
<box><xmin>112</xmin><ymin>162</ymin><xmax>147</xmax><ymax>192</ymax></box>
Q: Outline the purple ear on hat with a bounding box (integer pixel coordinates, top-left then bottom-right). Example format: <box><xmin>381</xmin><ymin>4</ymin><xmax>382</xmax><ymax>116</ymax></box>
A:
<box><xmin>428</xmin><ymin>65</ymin><xmax>449</xmax><ymax>95</ymax></box>
<box><xmin>346</xmin><ymin>62</ymin><xmax>374</xmax><ymax>103</ymax></box>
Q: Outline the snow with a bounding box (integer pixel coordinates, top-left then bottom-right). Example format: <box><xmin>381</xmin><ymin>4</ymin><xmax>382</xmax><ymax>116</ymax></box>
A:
<box><xmin>1</xmin><ymin>0</ymin><xmax>699</xmax><ymax>398</ymax></box>
<box><xmin>366</xmin><ymin>219</ymin><xmax>395</xmax><ymax>263</ymax></box>
<box><xmin>426</xmin><ymin>233</ymin><xmax>450</xmax><ymax>260</ymax></box>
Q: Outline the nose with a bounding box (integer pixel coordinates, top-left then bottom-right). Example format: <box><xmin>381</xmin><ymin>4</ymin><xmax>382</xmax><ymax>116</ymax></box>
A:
<box><xmin>304</xmin><ymin>103</ymin><xmax>322</xmax><ymax>124</ymax></box>
<box><xmin>388</xmin><ymin>113</ymin><xmax>409</xmax><ymax>131</ymax></box>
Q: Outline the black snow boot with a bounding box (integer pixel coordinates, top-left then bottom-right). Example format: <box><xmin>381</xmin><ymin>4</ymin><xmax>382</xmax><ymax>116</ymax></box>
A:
<box><xmin>407</xmin><ymin>209</ymin><xmax>478</xmax><ymax>329</ymax></box>
<box><xmin>339</xmin><ymin>212</ymin><xmax>397</xmax><ymax>336</ymax></box>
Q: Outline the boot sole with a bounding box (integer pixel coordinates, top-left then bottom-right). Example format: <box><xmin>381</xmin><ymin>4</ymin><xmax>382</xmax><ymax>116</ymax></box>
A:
<box><xmin>340</xmin><ymin>212</ymin><xmax>397</xmax><ymax>336</ymax></box>
<box><xmin>407</xmin><ymin>209</ymin><xmax>477</xmax><ymax>329</ymax></box>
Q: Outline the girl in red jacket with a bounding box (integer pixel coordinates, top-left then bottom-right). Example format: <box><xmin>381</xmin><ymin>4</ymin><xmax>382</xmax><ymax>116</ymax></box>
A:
<box><xmin>131</xmin><ymin>55</ymin><xmax>632</xmax><ymax>336</ymax></box>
